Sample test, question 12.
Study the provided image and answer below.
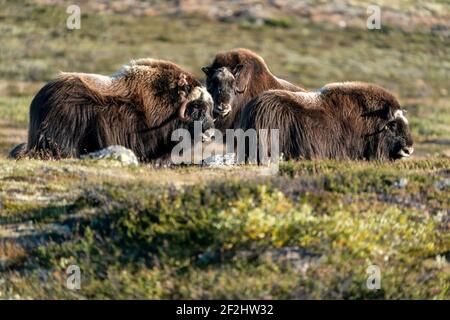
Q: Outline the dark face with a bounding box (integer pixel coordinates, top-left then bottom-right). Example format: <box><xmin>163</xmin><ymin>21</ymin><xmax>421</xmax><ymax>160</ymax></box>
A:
<box><xmin>378</xmin><ymin>109</ymin><xmax>414</xmax><ymax>160</ymax></box>
<box><xmin>202</xmin><ymin>65</ymin><xmax>244</xmax><ymax>117</ymax></box>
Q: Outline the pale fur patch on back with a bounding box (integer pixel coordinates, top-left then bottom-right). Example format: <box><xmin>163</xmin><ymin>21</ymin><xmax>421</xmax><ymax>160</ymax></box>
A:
<box><xmin>293</xmin><ymin>91</ymin><xmax>321</xmax><ymax>105</ymax></box>
<box><xmin>118</xmin><ymin>58</ymin><xmax>162</xmax><ymax>77</ymax></box>
<box><xmin>274</xmin><ymin>76</ymin><xmax>296</xmax><ymax>88</ymax></box>
<box><xmin>322</xmin><ymin>81</ymin><xmax>367</xmax><ymax>91</ymax></box>
<box><xmin>394</xmin><ymin>109</ymin><xmax>409</xmax><ymax>124</ymax></box>
<box><xmin>128</xmin><ymin>58</ymin><xmax>159</xmax><ymax>66</ymax></box>
<box><xmin>59</xmin><ymin>70</ymin><xmax>130</xmax><ymax>97</ymax></box>
<box><xmin>59</xmin><ymin>72</ymin><xmax>120</xmax><ymax>93</ymax></box>
<box><xmin>60</xmin><ymin>72</ymin><xmax>115</xmax><ymax>85</ymax></box>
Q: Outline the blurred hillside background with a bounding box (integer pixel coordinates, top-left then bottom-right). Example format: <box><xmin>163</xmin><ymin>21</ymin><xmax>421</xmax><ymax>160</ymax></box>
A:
<box><xmin>0</xmin><ymin>0</ymin><xmax>449</xmax><ymax>299</ymax></box>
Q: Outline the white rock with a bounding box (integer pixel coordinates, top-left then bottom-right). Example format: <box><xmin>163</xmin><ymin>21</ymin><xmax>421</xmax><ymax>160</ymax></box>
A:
<box><xmin>203</xmin><ymin>153</ymin><xmax>236</xmax><ymax>167</ymax></box>
<box><xmin>81</xmin><ymin>145</ymin><xmax>139</xmax><ymax>166</ymax></box>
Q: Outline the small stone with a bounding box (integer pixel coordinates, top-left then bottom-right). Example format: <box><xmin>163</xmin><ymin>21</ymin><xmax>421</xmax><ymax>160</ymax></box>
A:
<box><xmin>394</xmin><ymin>178</ymin><xmax>408</xmax><ymax>188</ymax></box>
<box><xmin>81</xmin><ymin>145</ymin><xmax>139</xmax><ymax>166</ymax></box>
<box><xmin>203</xmin><ymin>153</ymin><xmax>236</xmax><ymax>167</ymax></box>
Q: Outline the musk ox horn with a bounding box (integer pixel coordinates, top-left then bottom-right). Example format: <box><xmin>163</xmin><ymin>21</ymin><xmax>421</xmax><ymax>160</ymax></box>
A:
<box><xmin>178</xmin><ymin>94</ymin><xmax>189</xmax><ymax>122</ymax></box>
<box><xmin>235</xmin><ymin>87</ymin><xmax>246</xmax><ymax>94</ymax></box>
<box><xmin>233</xmin><ymin>64</ymin><xmax>247</xmax><ymax>94</ymax></box>
<box><xmin>178</xmin><ymin>87</ymin><xmax>204</xmax><ymax>122</ymax></box>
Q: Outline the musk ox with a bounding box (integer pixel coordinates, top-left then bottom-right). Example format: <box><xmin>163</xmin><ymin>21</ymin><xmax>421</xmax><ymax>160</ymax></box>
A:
<box><xmin>240</xmin><ymin>82</ymin><xmax>414</xmax><ymax>161</ymax></box>
<box><xmin>10</xmin><ymin>59</ymin><xmax>215</xmax><ymax>162</ymax></box>
<box><xmin>202</xmin><ymin>48</ymin><xmax>305</xmax><ymax>131</ymax></box>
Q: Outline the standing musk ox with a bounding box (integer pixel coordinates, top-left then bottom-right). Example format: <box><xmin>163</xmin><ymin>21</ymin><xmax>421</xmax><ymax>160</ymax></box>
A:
<box><xmin>202</xmin><ymin>48</ymin><xmax>305</xmax><ymax>131</ymax></box>
<box><xmin>11</xmin><ymin>59</ymin><xmax>215</xmax><ymax>161</ymax></box>
<box><xmin>240</xmin><ymin>82</ymin><xmax>414</xmax><ymax>161</ymax></box>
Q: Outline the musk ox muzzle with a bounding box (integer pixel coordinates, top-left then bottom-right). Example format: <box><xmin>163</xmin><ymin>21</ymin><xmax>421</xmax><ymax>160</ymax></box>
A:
<box><xmin>397</xmin><ymin>146</ymin><xmax>414</xmax><ymax>158</ymax></box>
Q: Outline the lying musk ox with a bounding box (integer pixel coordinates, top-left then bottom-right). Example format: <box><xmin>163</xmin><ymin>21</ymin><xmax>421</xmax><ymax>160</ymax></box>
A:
<box><xmin>240</xmin><ymin>82</ymin><xmax>414</xmax><ymax>161</ymax></box>
<box><xmin>11</xmin><ymin>59</ymin><xmax>215</xmax><ymax>161</ymax></box>
<box><xmin>202</xmin><ymin>48</ymin><xmax>305</xmax><ymax>131</ymax></box>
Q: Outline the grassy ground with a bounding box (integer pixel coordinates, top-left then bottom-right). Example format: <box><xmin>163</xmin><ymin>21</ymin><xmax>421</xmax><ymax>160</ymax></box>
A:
<box><xmin>0</xmin><ymin>1</ymin><xmax>449</xmax><ymax>299</ymax></box>
<box><xmin>0</xmin><ymin>159</ymin><xmax>449</xmax><ymax>299</ymax></box>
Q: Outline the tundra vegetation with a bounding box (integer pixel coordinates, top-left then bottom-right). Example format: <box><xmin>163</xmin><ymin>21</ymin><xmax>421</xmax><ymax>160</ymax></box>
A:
<box><xmin>0</xmin><ymin>1</ymin><xmax>449</xmax><ymax>299</ymax></box>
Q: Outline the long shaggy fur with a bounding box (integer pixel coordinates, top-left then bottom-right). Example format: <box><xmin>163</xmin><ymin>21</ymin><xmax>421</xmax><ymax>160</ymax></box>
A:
<box><xmin>204</xmin><ymin>48</ymin><xmax>306</xmax><ymax>131</ymax></box>
<box><xmin>240</xmin><ymin>82</ymin><xmax>414</xmax><ymax>161</ymax></box>
<box><xmin>12</xmin><ymin>59</ymin><xmax>213</xmax><ymax>162</ymax></box>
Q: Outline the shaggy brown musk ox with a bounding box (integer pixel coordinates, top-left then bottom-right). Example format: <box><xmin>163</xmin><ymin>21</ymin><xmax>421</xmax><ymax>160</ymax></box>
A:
<box><xmin>239</xmin><ymin>82</ymin><xmax>414</xmax><ymax>161</ymax></box>
<box><xmin>9</xmin><ymin>59</ymin><xmax>215</xmax><ymax>162</ymax></box>
<box><xmin>202</xmin><ymin>48</ymin><xmax>305</xmax><ymax>131</ymax></box>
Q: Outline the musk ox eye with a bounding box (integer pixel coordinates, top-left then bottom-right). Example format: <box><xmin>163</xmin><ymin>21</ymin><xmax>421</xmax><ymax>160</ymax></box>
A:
<box><xmin>201</xmin><ymin>66</ymin><xmax>212</xmax><ymax>76</ymax></box>
<box><xmin>387</xmin><ymin>121</ymin><xmax>398</xmax><ymax>132</ymax></box>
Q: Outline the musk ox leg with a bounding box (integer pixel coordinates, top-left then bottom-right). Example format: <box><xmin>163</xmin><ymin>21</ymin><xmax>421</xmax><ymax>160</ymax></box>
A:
<box><xmin>30</xmin><ymin>111</ymin><xmax>97</xmax><ymax>159</ymax></box>
<box><xmin>28</xmin><ymin>107</ymin><xmax>96</xmax><ymax>159</ymax></box>
<box><xmin>8</xmin><ymin>143</ymin><xmax>28</xmax><ymax>160</ymax></box>
<box><xmin>27</xmin><ymin>125</ymin><xmax>81</xmax><ymax>159</ymax></box>
<box><xmin>25</xmin><ymin>79</ymin><xmax>101</xmax><ymax>159</ymax></box>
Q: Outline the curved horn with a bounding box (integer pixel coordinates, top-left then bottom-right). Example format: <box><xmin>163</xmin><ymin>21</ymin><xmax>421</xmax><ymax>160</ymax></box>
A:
<box><xmin>178</xmin><ymin>93</ymin><xmax>189</xmax><ymax>122</ymax></box>
<box><xmin>178</xmin><ymin>87</ymin><xmax>203</xmax><ymax>122</ymax></box>
<box><xmin>235</xmin><ymin>86</ymin><xmax>246</xmax><ymax>94</ymax></box>
<box><xmin>233</xmin><ymin>64</ymin><xmax>247</xmax><ymax>94</ymax></box>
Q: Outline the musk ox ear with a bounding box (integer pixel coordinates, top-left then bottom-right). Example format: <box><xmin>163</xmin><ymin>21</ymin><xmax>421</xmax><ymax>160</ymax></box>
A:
<box><xmin>201</xmin><ymin>66</ymin><xmax>212</xmax><ymax>76</ymax></box>
<box><xmin>233</xmin><ymin>64</ymin><xmax>248</xmax><ymax>94</ymax></box>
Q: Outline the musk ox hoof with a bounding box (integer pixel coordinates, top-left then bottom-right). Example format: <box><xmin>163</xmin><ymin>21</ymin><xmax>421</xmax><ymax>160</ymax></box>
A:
<box><xmin>203</xmin><ymin>153</ymin><xmax>236</xmax><ymax>167</ymax></box>
<box><xmin>8</xmin><ymin>143</ymin><xmax>27</xmax><ymax>159</ymax></box>
<box><xmin>81</xmin><ymin>145</ymin><xmax>139</xmax><ymax>166</ymax></box>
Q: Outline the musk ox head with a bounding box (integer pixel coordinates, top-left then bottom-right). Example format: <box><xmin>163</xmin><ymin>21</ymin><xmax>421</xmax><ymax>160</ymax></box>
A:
<box><xmin>201</xmin><ymin>65</ymin><xmax>245</xmax><ymax>117</ymax></box>
<box><xmin>376</xmin><ymin>109</ymin><xmax>414</xmax><ymax>160</ymax></box>
<box><xmin>364</xmin><ymin>105</ymin><xmax>414</xmax><ymax>160</ymax></box>
<box><xmin>178</xmin><ymin>83</ymin><xmax>215</xmax><ymax>141</ymax></box>
<box><xmin>202</xmin><ymin>49</ymin><xmax>257</xmax><ymax>117</ymax></box>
